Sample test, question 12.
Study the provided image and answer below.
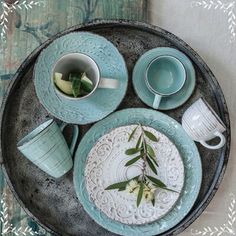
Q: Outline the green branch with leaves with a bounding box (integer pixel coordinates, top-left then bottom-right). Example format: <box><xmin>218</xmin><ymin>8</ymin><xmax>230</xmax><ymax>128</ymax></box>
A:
<box><xmin>105</xmin><ymin>124</ymin><xmax>177</xmax><ymax>207</ymax></box>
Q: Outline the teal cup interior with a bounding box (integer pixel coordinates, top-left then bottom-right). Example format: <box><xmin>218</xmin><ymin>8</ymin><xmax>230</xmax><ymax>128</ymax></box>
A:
<box><xmin>146</xmin><ymin>55</ymin><xmax>186</xmax><ymax>95</ymax></box>
<box><xmin>17</xmin><ymin>119</ymin><xmax>78</xmax><ymax>178</ymax></box>
<box><xmin>145</xmin><ymin>55</ymin><xmax>186</xmax><ymax>109</ymax></box>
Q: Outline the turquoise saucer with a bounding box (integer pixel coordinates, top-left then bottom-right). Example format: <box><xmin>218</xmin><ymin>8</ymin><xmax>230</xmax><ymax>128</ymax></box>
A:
<box><xmin>74</xmin><ymin>108</ymin><xmax>202</xmax><ymax>236</ymax></box>
<box><xmin>132</xmin><ymin>47</ymin><xmax>196</xmax><ymax>110</ymax></box>
<box><xmin>34</xmin><ymin>32</ymin><xmax>128</xmax><ymax>124</ymax></box>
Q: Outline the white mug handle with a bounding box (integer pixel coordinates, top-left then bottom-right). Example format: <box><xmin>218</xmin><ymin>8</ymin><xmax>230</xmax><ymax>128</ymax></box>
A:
<box><xmin>98</xmin><ymin>78</ymin><xmax>119</xmax><ymax>89</ymax></box>
<box><xmin>200</xmin><ymin>131</ymin><xmax>226</xmax><ymax>150</ymax></box>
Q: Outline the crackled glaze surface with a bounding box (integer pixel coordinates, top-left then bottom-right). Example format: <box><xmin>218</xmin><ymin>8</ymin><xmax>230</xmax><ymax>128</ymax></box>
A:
<box><xmin>85</xmin><ymin>125</ymin><xmax>184</xmax><ymax>225</ymax></box>
<box><xmin>74</xmin><ymin>108</ymin><xmax>202</xmax><ymax>236</ymax></box>
<box><xmin>34</xmin><ymin>32</ymin><xmax>128</xmax><ymax>124</ymax></box>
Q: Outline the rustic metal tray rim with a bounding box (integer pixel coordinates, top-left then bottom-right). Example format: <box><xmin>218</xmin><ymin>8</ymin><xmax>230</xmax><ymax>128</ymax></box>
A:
<box><xmin>0</xmin><ymin>19</ymin><xmax>231</xmax><ymax>236</ymax></box>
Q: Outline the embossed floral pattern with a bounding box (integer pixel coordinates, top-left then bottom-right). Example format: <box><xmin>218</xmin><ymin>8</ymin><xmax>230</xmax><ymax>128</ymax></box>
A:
<box><xmin>85</xmin><ymin>125</ymin><xmax>184</xmax><ymax>225</ymax></box>
<box><xmin>74</xmin><ymin>108</ymin><xmax>202</xmax><ymax>236</ymax></box>
<box><xmin>34</xmin><ymin>32</ymin><xmax>128</xmax><ymax>124</ymax></box>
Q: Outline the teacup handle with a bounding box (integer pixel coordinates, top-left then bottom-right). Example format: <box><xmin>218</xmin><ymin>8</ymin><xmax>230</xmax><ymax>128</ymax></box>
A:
<box><xmin>200</xmin><ymin>131</ymin><xmax>226</xmax><ymax>150</ymax></box>
<box><xmin>60</xmin><ymin>123</ymin><xmax>79</xmax><ymax>154</ymax></box>
<box><xmin>153</xmin><ymin>94</ymin><xmax>162</xmax><ymax>109</ymax></box>
<box><xmin>98</xmin><ymin>78</ymin><xmax>119</xmax><ymax>89</ymax></box>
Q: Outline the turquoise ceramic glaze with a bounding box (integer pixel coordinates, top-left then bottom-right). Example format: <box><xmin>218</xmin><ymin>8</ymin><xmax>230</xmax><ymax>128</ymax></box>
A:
<box><xmin>34</xmin><ymin>32</ymin><xmax>128</xmax><ymax>124</ymax></box>
<box><xmin>133</xmin><ymin>47</ymin><xmax>196</xmax><ymax>110</ymax></box>
<box><xmin>17</xmin><ymin>120</ymin><xmax>79</xmax><ymax>178</ymax></box>
<box><xmin>73</xmin><ymin>108</ymin><xmax>202</xmax><ymax>236</ymax></box>
<box><xmin>146</xmin><ymin>56</ymin><xmax>186</xmax><ymax>95</ymax></box>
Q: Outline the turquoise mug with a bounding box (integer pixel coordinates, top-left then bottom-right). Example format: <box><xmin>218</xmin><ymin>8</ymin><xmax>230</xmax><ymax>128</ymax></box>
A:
<box><xmin>145</xmin><ymin>55</ymin><xmax>186</xmax><ymax>109</ymax></box>
<box><xmin>17</xmin><ymin>119</ymin><xmax>79</xmax><ymax>178</ymax></box>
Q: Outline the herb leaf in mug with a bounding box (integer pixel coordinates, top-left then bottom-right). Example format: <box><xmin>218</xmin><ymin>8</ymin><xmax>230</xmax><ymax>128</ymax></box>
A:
<box><xmin>72</xmin><ymin>79</ymin><xmax>81</xmax><ymax>98</ymax></box>
<box><xmin>69</xmin><ymin>72</ymin><xmax>82</xmax><ymax>82</ymax></box>
<box><xmin>81</xmin><ymin>73</ymin><xmax>93</xmax><ymax>93</ymax></box>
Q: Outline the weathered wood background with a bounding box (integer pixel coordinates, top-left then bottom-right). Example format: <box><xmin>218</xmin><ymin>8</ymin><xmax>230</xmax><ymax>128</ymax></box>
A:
<box><xmin>0</xmin><ymin>0</ymin><xmax>148</xmax><ymax>235</ymax></box>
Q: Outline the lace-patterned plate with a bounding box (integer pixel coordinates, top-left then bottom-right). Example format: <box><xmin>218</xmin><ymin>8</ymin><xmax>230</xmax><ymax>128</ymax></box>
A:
<box><xmin>73</xmin><ymin>108</ymin><xmax>202</xmax><ymax>236</ymax></box>
<box><xmin>34</xmin><ymin>32</ymin><xmax>128</xmax><ymax>124</ymax></box>
<box><xmin>85</xmin><ymin>125</ymin><xmax>185</xmax><ymax>225</ymax></box>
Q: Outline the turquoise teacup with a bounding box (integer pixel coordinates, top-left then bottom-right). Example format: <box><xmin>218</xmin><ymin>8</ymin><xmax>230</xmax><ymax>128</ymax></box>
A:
<box><xmin>17</xmin><ymin>119</ymin><xmax>79</xmax><ymax>178</ymax></box>
<box><xmin>145</xmin><ymin>55</ymin><xmax>186</xmax><ymax>109</ymax></box>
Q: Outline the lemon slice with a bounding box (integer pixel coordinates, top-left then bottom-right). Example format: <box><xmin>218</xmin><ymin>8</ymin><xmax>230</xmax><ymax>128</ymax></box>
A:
<box><xmin>54</xmin><ymin>72</ymin><xmax>73</xmax><ymax>95</ymax></box>
<box><xmin>81</xmin><ymin>73</ymin><xmax>93</xmax><ymax>92</ymax></box>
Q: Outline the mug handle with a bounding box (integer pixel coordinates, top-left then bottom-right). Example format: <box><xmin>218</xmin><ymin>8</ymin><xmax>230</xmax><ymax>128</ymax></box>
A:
<box><xmin>98</xmin><ymin>78</ymin><xmax>119</xmax><ymax>89</ymax></box>
<box><xmin>200</xmin><ymin>131</ymin><xmax>226</xmax><ymax>150</ymax></box>
<box><xmin>153</xmin><ymin>94</ymin><xmax>162</xmax><ymax>109</ymax></box>
<box><xmin>60</xmin><ymin>123</ymin><xmax>79</xmax><ymax>155</ymax></box>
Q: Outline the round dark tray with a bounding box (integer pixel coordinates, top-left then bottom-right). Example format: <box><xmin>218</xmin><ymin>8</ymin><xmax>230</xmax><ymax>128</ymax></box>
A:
<box><xmin>0</xmin><ymin>20</ymin><xmax>230</xmax><ymax>236</ymax></box>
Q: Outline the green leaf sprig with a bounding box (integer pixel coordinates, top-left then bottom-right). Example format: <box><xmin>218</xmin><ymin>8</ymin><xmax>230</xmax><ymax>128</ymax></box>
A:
<box><xmin>54</xmin><ymin>72</ymin><xmax>93</xmax><ymax>98</ymax></box>
<box><xmin>105</xmin><ymin>124</ymin><xmax>178</xmax><ymax>207</ymax></box>
<box><xmin>125</xmin><ymin>124</ymin><xmax>159</xmax><ymax>175</ymax></box>
<box><xmin>69</xmin><ymin>72</ymin><xmax>93</xmax><ymax>97</ymax></box>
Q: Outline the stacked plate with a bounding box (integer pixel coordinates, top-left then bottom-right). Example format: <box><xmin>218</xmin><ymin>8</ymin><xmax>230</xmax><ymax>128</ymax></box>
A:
<box><xmin>73</xmin><ymin>108</ymin><xmax>202</xmax><ymax>236</ymax></box>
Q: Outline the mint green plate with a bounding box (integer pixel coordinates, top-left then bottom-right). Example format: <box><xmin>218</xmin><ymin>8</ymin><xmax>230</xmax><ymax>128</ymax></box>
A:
<box><xmin>73</xmin><ymin>108</ymin><xmax>202</xmax><ymax>236</ymax></box>
<box><xmin>133</xmin><ymin>47</ymin><xmax>196</xmax><ymax>110</ymax></box>
<box><xmin>34</xmin><ymin>32</ymin><xmax>128</xmax><ymax>125</ymax></box>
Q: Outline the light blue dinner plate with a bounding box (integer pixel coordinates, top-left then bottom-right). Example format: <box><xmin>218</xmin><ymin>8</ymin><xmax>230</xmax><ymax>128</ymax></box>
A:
<box><xmin>133</xmin><ymin>47</ymin><xmax>196</xmax><ymax>110</ymax></box>
<box><xmin>34</xmin><ymin>32</ymin><xmax>128</xmax><ymax>124</ymax></box>
<box><xmin>73</xmin><ymin>108</ymin><xmax>202</xmax><ymax>236</ymax></box>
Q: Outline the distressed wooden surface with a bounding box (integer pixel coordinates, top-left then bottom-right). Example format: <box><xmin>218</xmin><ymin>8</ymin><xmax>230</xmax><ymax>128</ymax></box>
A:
<box><xmin>0</xmin><ymin>1</ymin><xmax>148</xmax><ymax>235</ymax></box>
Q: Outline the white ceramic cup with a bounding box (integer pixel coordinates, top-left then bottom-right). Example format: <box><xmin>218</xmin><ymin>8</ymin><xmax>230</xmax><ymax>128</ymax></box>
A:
<box><xmin>182</xmin><ymin>98</ymin><xmax>226</xmax><ymax>149</ymax></box>
<box><xmin>52</xmin><ymin>53</ymin><xmax>119</xmax><ymax>100</ymax></box>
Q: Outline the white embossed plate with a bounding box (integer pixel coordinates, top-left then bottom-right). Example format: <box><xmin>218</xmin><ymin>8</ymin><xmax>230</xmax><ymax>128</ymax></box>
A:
<box><xmin>85</xmin><ymin>125</ymin><xmax>184</xmax><ymax>225</ymax></box>
<box><xmin>74</xmin><ymin>108</ymin><xmax>202</xmax><ymax>236</ymax></box>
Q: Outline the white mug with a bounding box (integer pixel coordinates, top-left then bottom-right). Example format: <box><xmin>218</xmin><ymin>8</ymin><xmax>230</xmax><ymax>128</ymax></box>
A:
<box><xmin>182</xmin><ymin>98</ymin><xmax>226</xmax><ymax>149</ymax></box>
<box><xmin>52</xmin><ymin>53</ymin><xmax>119</xmax><ymax>100</ymax></box>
